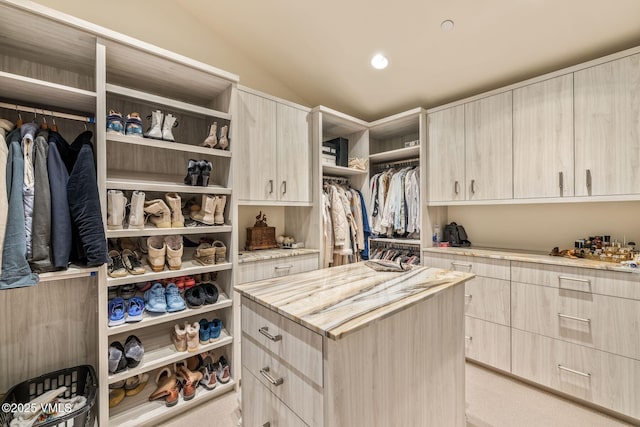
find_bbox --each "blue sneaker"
[125,112,143,137]
[108,297,126,327]
[126,296,145,323]
[199,319,210,344]
[144,282,167,313]
[165,283,186,312]
[106,110,125,135]
[209,318,222,341]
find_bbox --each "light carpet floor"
[155,363,635,426]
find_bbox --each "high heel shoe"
[202,122,217,148]
[198,160,212,187]
[184,159,200,186]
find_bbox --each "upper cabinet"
[513,74,574,199]
[464,91,513,201]
[574,54,640,197]
[427,105,465,202]
[236,89,311,204]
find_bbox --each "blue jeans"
[1,139,39,288]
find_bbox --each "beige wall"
[238,206,286,251]
[33,0,309,106]
[447,202,640,252]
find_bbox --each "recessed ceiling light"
[371,53,389,70]
[441,19,454,31]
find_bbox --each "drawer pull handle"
[471,179,476,195]
[558,364,590,378]
[274,264,293,270]
[454,180,460,195]
[451,261,472,270]
[557,313,591,323]
[465,336,473,341]
[260,367,284,386]
[558,275,591,286]
[464,294,473,299]
[282,180,287,194]
[259,326,282,342]
[269,179,274,194]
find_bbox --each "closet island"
[236,262,474,427]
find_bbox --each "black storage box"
[323,137,348,167]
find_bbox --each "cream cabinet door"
[236,90,277,201]
[575,53,640,196]
[513,74,574,198]
[465,91,513,201]
[427,105,465,202]
[277,103,311,203]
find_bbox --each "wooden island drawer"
[511,261,640,300]
[242,297,323,386]
[512,329,640,420]
[424,253,510,280]
[237,254,319,284]
[464,316,511,372]
[243,336,323,426]
[242,367,309,427]
[511,281,640,360]
[464,276,510,326]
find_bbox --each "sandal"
[109,388,125,408]
[126,296,145,323]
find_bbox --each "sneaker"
[125,112,143,137]
[165,283,186,312]
[126,296,145,323]
[108,250,127,278]
[198,319,210,344]
[144,282,167,313]
[108,341,127,374]
[122,249,145,275]
[209,318,222,341]
[216,355,230,384]
[108,297,126,327]
[106,110,125,135]
[119,283,136,300]
[124,335,144,368]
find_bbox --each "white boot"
[165,192,185,228]
[144,110,164,139]
[128,190,146,230]
[202,122,217,148]
[191,195,216,225]
[217,125,229,150]
[107,190,127,230]
[162,114,178,142]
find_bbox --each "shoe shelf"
[106,133,232,158]
[109,376,236,427]
[38,265,100,283]
[322,164,368,176]
[108,328,232,385]
[0,71,97,114]
[106,171,232,195]
[107,224,232,239]
[369,145,420,164]
[107,262,232,288]
[107,293,232,336]
[106,84,231,120]
[369,237,421,246]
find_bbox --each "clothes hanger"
[50,111,58,132]
[15,105,23,128]
[40,114,48,130]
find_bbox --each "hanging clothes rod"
[322,175,350,184]
[0,101,96,123]
[372,157,420,170]
[370,241,420,251]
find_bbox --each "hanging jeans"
[0,130,9,269]
[0,140,39,288]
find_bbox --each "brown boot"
[144,199,172,228]
[213,195,226,225]
[191,194,216,225]
[177,365,204,401]
[165,192,185,228]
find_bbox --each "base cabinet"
[465,316,510,372]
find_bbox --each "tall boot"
[191,195,216,225]
[165,193,185,228]
[162,114,178,142]
[216,125,229,150]
[202,122,217,148]
[144,110,164,139]
[143,199,172,228]
[107,190,127,230]
[128,190,146,230]
[213,195,226,225]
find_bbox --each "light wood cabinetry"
[236,88,311,204]
[465,91,513,201]
[427,105,465,202]
[237,254,319,284]
[465,316,511,372]
[465,276,510,326]
[512,329,640,420]
[575,53,640,197]
[513,74,574,198]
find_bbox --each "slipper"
[108,342,127,374]
[109,388,125,408]
[185,286,205,308]
[124,335,144,368]
[108,297,126,327]
[125,373,149,397]
[126,296,145,323]
[202,283,219,304]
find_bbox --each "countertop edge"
[422,247,640,274]
[237,248,320,264]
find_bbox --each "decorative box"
[245,211,277,250]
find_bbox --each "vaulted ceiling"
[175,0,640,121]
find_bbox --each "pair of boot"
[106,110,144,137]
[147,236,183,272]
[106,190,184,230]
[145,110,178,142]
[171,322,200,353]
[202,122,229,150]
[191,194,226,226]
[148,363,203,406]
